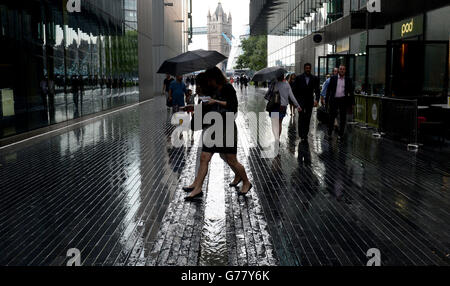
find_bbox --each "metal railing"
[353,94,418,147]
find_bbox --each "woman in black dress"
[184,67,253,201]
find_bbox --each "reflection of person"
[71,75,79,108]
[326,65,355,139]
[292,63,320,142]
[48,77,56,123]
[168,75,187,113]
[183,67,253,201]
[40,77,49,111]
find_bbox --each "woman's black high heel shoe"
[229,178,243,187]
[183,186,195,192]
[185,192,204,201]
[238,184,253,196]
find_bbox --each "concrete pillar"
[137,0,154,101]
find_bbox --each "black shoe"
[229,179,243,187]
[182,186,195,192]
[237,184,253,196]
[185,192,204,201]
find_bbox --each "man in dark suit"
[292,63,321,142]
[326,65,355,139]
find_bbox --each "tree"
[235,35,267,71]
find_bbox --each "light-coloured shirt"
[305,75,310,86]
[275,81,300,108]
[335,76,346,98]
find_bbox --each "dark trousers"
[328,97,348,136]
[298,106,313,139]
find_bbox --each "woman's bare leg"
[221,154,240,185]
[186,152,213,196]
[224,154,252,193]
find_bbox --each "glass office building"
[251,0,449,103]
[0,0,139,139]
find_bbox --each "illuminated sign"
[393,15,423,40]
[401,19,414,37]
[67,0,81,13]
[367,0,381,13]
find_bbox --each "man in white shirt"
[326,65,355,139]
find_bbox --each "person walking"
[183,67,253,201]
[163,74,174,108]
[270,74,303,141]
[288,73,297,116]
[168,75,187,113]
[321,67,338,108]
[292,63,320,143]
[326,65,355,140]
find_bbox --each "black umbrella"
[157,49,227,76]
[252,67,287,82]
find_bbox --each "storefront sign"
[393,15,423,40]
[367,0,381,13]
[67,0,81,13]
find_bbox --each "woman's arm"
[288,84,301,109]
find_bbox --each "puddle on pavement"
[199,155,228,266]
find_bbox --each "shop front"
[316,3,450,143]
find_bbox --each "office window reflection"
[0,0,140,139]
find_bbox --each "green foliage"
[235,35,267,71]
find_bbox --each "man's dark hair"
[304,63,312,69]
[205,67,228,86]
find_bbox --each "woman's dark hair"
[195,72,208,90]
[205,67,228,86]
[277,74,285,82]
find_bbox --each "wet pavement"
[0,86,449,266]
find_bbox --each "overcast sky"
[189,0,250,52]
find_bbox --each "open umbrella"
[252,67,287,82]
[157,49,227,76]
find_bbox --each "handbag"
[317,105,329,124]
[166,96,173,107]
[266,90,280,112]
[264,81,276,101]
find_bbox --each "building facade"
[0,0,189,141]
[207,2,232,72]
[250,0,449,102]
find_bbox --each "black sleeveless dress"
[202,84,238,155]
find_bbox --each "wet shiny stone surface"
[0,87,449,266]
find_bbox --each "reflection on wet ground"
[0,86,449,266]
